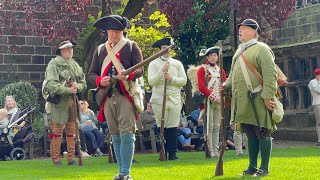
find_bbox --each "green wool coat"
[225,42,278,131]
[45,56,87,125]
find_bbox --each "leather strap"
[241,54,263,86]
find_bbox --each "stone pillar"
[297,86,304,110]
[287,87,293,110]
[284,60,290,81]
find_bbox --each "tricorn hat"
[55,40,77,55]
[237,19,261,34]
[199,46,220,57]
[152,37,173,48]
[93,15,130,30]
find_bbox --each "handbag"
[239,54,284,123]
[42,80,60,104]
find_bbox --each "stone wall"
[271,4,320,46]
[269,4,320,142]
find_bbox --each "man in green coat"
[223,19,278,177]
[45,40,87,166]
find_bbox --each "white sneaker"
[81,152,90,157]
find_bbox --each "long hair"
[5,96,17,111]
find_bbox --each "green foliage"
[173,0,229,66]
[74,15,97,66]
[126,11,172,91]
[113,0,129,15]
[0,81,38,109]
[0,81,43,136]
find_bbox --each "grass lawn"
[1,147,319,180]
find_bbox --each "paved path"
[273,140,316,148]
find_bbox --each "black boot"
[166,127,178,160]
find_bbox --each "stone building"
[268,2,320,141]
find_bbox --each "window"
[291,87,299,109]
[299,60,308,80]
[303,86,311,109]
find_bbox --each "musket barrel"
[122,45,173,76]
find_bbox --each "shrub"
[0,81,43,136]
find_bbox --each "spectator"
[0,108,8,133]
[308,68,320,146]
[5,96,26,134]
[190,108,204,135]
[178,115,195,151]
[226,125,236,150]
[79,100,105,157]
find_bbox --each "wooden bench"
[137,126,158,153]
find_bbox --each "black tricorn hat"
[152,37,173,48]
[199,46,220,57]
[237,19,261,34]
[93,15,130,30]
[55,40,77,55]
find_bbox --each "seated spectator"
[138,103,156,131]
[226,125,236,150]
[233,123,248,156]
[190,108,204,135]
[0,108,8,134]
[178,115,195,151]
[5,96,26,135]
[79,100,105,157]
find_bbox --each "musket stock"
[106,133,114,163]
[159,78,168,161]
[215,41,226,176]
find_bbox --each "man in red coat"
[88,15,143,180]
[197,46,226,158]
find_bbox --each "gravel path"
[273,140,316,148]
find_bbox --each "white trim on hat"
[59,42,74,49]
[199,46,220,57]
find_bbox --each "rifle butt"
[215,158,224,176]
[108,151,114,163]
[159,149,166,161]
[204,143,211,158]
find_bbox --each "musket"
[95,45,174,105]
[106,132,114,163]
[159,77,168,161]
[215,41,226,176]
[203,70,211,158]
[71,78,83,166]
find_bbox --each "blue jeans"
[178,128,191,145]
[84,129,105,150]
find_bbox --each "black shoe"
[53,161,62,166]
[168,153,178,160]
[252,169,269,177]
[242,167,258,175]
[67,160,77,165]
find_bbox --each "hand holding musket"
[95,45,174,106]
[215,41,226,176]
[70,77,83,166]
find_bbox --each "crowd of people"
[39,13,293,180]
